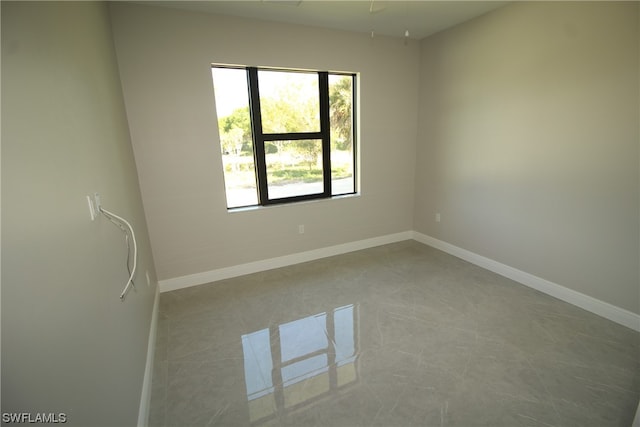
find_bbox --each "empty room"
[2,1,639,426]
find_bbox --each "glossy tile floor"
[150,241,640,426]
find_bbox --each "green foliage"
[270,168,322,183]
[331,165,351,178]
[219,106,250,134]
[267,165,352,185]
[264,142,278,154]
[218,73,353,162]
[290,139,321,170]
[329,76,353,151]
[218,107,252,155]
[224,162,255,173]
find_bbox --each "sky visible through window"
[211,68,247,117]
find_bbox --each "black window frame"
[214,65,358,208]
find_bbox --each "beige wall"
[109,3,420,281]
[108,1,638,316]
[414,1,640,314]
[2,1,636,422]
[2,2,157,425]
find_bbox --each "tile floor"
[149,241,640,426]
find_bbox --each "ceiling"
[145,1,508,40]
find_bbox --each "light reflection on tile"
[241,304,359,424]
[150,241,640,426]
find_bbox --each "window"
[241,304,358,423]
[211,65,357,209]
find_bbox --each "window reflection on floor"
[241,304,359,424]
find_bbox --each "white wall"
[414,1,640,315]
[2,2,157,425]
[109,3,420,281]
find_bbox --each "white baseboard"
[159,231,414,293]
[138,285,160,427]
[156,230,639,332]
[412,232,640,332]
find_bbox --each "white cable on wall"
[99,206,138,300]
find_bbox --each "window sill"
[226,193,360,213]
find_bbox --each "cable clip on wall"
[88,193,138,301]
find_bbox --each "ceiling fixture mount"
[369,0,386,14]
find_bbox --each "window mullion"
[248,67,269,204]
[262,132,322,141]
[319,72,331,197]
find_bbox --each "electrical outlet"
[298,225,305,234]
[435,213,441,223]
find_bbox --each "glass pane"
[241,329,274,400]
[266,140,324,199]
[281,354,328,387]
[258,70,320,134]
[329,74,355,195]
[211,67,259,208]
[333,305,355,365]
